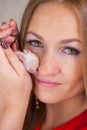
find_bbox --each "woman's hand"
[0,19,32,107]
[0,45,32,130]
[0,19,32,129]
[0,18,19,51]
[0,47,32,105]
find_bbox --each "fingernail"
[0,38,9,49]
[1,22,6,26]
[10,18,14,22]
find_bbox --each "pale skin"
[25,2,87,130]
[0,19,32,129]
[0,2,87,130]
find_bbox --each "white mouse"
[15,49,39,73]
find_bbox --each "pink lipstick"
[37,79,62,88]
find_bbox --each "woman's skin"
[25,3,87,130]
[0,2,87,130]
[0,19,32,129]
[0,18,19,50]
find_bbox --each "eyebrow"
[27,31,81,44]
[27,31,44,41]
[60,39,81,44]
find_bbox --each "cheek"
[63,59,84,85]
[24,44,44,59]
[34,59,84,104]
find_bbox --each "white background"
[0,0,29,28]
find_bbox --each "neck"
[42,92,87,130]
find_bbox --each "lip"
[37,78,62,88]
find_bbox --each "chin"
[34,90,60,104]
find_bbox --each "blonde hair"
[19,0,87,130]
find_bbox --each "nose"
[38,51,61,75]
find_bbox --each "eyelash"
[62,47,81,56]
[26,40,44,47]
[26,40,81,56]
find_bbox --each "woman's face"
[25,2,84,104]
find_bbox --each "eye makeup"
[26,39,44,48]
[62,46,81,56]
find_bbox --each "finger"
[9,18,19,36]
[0,43,23,76]
[0,45,8,65]
[10,41,18,51]
[0,28,12,39]
[0,23,9,31]
[5,36,16,44]
[4,47,26,76]
[5,36,19,51]
[1,22,7,26]
[0,45,16,74]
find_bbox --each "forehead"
[28,2,81,40]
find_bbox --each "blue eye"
[63,47,81,56]
[26,40,44,47]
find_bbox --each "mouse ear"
[23,49,31,54]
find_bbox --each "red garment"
[35,109,87,130]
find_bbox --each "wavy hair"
[19,0,87,130]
